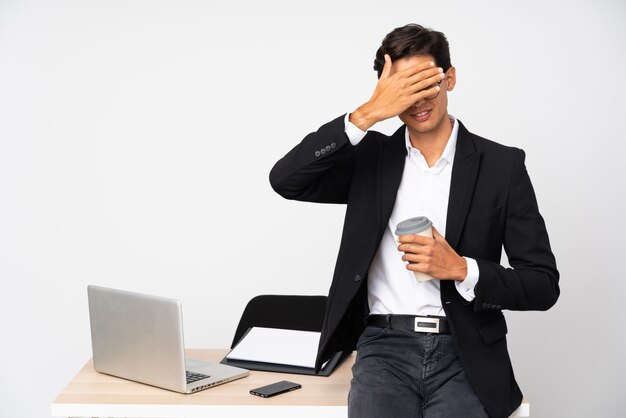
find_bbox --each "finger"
[406,74,446,97]
[408,84,441,103]
[398,243,432,255]
[380,54,392,79]
[406,67,445,87]
[402,253,429,263]
[431,227,451,248]
[407,262,430,273]
[397,60,437,78]
[398,234,434,245]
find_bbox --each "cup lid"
[395,216,432,236]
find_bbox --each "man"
[269,24,559,418]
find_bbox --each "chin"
[405,113,446,134]
[406,120,436,134]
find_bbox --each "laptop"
[87,285,249,393]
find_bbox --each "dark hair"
[374,24,452,77]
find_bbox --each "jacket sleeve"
[269,115,357,204]
[473,149,560,311]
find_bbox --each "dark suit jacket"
[269,115,559,418]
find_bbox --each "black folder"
[220,328,352,376]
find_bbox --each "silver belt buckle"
[414,317,440,333]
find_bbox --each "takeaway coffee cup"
[395,216,434,282]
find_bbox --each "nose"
[412,98,426,107]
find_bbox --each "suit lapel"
[445,121,481,250]
[378,125,407,237]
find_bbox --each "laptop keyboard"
[186,371,211,384]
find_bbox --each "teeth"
[415,111,429,117]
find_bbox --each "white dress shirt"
[344,114,478,316]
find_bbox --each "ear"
[445,66,457,91]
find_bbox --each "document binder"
[220,328,351,376]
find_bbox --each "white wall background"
[1,0,624,417]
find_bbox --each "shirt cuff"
[455,257,479,302]
[344,113,367,145]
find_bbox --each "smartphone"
[250,380,302,398]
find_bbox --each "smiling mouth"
[410,109,432,121]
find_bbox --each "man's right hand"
[349,54,445,131]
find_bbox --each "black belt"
[367,314,451,334]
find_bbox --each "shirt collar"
[404,115,459,166]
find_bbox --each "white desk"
[51,349,529,417]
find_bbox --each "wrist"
[454,256,468,281]
[349,104,378,131]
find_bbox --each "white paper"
[226,327,321,368]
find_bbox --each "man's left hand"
[398,227,467,281]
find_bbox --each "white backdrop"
[1,1,625,417]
